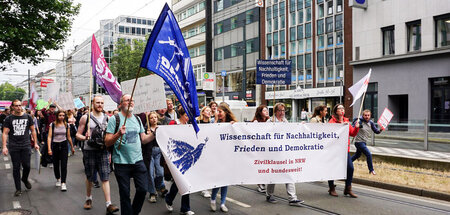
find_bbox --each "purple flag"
[91,34,122,104]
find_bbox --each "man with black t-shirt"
[2,100,39,196]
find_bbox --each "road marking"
[3,157,8,161]
[217,194,251,208]
[12,201,21,209]
[5,163,11,169]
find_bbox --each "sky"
[0,0,171,85]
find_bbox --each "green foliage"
[0,82,26,101]
[0,0,80,68]
[110,38,151,83]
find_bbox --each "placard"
[45,82,60,102]
[57,92,75,110]
[73,98,85,109]
[378,108,394,129]
[256,60,291,85]
[103,95,118,111]
[121,75,167,113]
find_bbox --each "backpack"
[86,113,108,150]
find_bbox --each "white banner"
[45,82,60,102]
[57,92,75,110]
[156,123,349,195]
[103,95,118,112]
[121,75,167,113]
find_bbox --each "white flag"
[348,69,371,107]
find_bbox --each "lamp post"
[28,69,31,109]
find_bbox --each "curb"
[376,135,450,144]
[353,178,450,202]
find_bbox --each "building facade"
[262,0,352,121]
[212,0,261,106]
[351,0,450,130]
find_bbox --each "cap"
[49,104,56,108]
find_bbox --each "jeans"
[329,153,354,188]
[266,183,298,201]
[10,148,31,191]
[52,141,68,183]
[165,181,190,213]
[114,161,148,215]
[148,147,165,194]
[211,186,228,205]
[351,142,374,172]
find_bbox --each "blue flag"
[140,3,200,133]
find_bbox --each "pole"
[28,69,30,108]
[242,24,247,101]
[87,67,93,136]
[118,67,142,150]
[273,84,276,122]
[222,75,225,102]
[351,88,368,145]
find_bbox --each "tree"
[0,0,80,69]
[0,82,26,101]
[110,38,151,83]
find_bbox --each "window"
[215,48,223,61]
[318,67,325,81]
[290,42,297,54]
[290,27,296,41]
[326,50,333,66]
[199,45,205,56]
[136,28,141,35]
[217,0,223,11]
[216,23,223,34]
[306,7,311,21]
[231,44,238,57]
[274,45,279,57]
[382,26,395,55]
[306,38,312,51]
[273,4,278,17]
[132,27,136,34]
[274,32,279,44]
[305,53,311,69]
[436,14,450,48]
[281,44,286,57]
[246,10,254,24]
[335,48,343,65]
[306,69,312,80]
[126,17,131,23]
[305,0,311,7]
[290,0,296,12]
[279,2,285,16]
[137,19,141,24]
[143,19,147,25]
[119,26,124,33]
[336,0,342,12]
[298,10,304,23]
[267,33,272,46]
[335,14,342,30]
[281,14,285,29]
[298,39,304,53]
[305,23,311,38]
[132,18,136,23]
[268,19,272,32]
[290,12,296,26]
[125,27,130,34]
[317,51,324,67]
[297,0,303,10]
[231,17,238,29]
[297,55,304,69]
[280,30,285,43]
[327,67,334,81]
[336,31,343,45]
[267,7,272,20]
[318,35,325,48]
[407,21,421,51]
[247,39,255,53]
[318,4,324,18]
[317,19,324,35]
[200,24,206,33]
[327,0,333,15]
[326,17,333,33]
[274,18,279,30]
[297,25,303,39]
[327,33,333,47]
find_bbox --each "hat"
[49,104,56,108]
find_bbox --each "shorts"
[83,149,110,182]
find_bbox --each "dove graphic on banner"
[167,137,208,174]
[348,69,372,107]
[140,3,200,133]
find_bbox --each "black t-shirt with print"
[4,114,33,150]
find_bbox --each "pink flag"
[348,69,371,107]
[91,34,122,104]
[29,82,38,110]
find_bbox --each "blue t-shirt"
[106,113,145,164]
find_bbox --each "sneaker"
[159,188,168,197]
[106,204,119,214]
[370,170,377,175]
[220,205,228,212]
[83,199,92,210]
[14,190,22,197]
[266,196,278,204]
[289,199,305,207]
[201,190,211,198]
[257,184,266,193]
[93,181,100,188]
[165,203,173,212]
[22,179,32,189]
[180,211,195,215]
[210,201,216,212]
[56,180,61,187]
[61,183,67,192]
[149,194,157,203]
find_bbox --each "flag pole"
[118,67,142,150]
[273,84,276,122]
[87,67,93,136]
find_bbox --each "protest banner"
[35,100,48,110]
[156,123,349,195]
[103,95,118,111]
[256,60,292,85]
[378,108,394,129]
[57,92,75,110]
[45,82,60,101]
[73,98,85,109]
[121,75,166,113]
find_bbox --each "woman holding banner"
[327,104,360,198]
[310,105,328,123]
[252,105,270,193]
[197,106,213,198]
[209,103,237,212]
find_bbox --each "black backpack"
[86,113,108,150]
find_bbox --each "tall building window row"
[182,23,206,39]
[214,38,260,61]
[214,7,259,35]
[118,26,152,36]
[177,1,206,21]
[215,0,243,13]
[125,17,154,26]
[189,44,206,58]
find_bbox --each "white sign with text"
[45,82,60,102]
[121,75,166,113]
[378,108,394,129]
[57,92,75,110]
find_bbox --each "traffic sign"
[221,70,227,77]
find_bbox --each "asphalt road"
[0,151,449,215]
